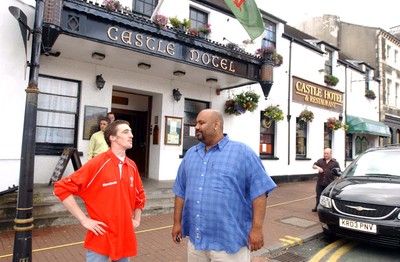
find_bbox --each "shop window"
[260,111,276,158]
[324,123,332,149]
[36,75,80,155]
[182,99,209,156]
[345,133,353,160]
[189,7,208,30]
[295,118,307,158]
[355,136,369,155]
[132,0,158,17]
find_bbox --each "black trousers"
[315,184,327,208]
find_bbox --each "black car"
[317,145,400,248]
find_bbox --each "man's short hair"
[104,120,130,146]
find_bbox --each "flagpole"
[150,0,165,21]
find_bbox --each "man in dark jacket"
[312,147,340,212]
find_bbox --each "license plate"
[339,218,377,234]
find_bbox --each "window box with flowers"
[153,14,169,29]
[169,17,182,29]
[326,117,343,130]
[103,0,122,12]
[299,109,314,125]
[198,23,211,38]
[324,74,339,86]
[262,104,284,128]
[365,89,376,100]
[255,46,283,67]
[224,91,260,116]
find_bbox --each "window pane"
[36,127,75,143]
[37,111,76,128]
[189,7,208,30]
[296,118,307,156]
[38,94,77,113]
[36,76,79,155]
[260,111,275,156]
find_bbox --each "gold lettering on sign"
[107,26,118,41]
[166,43,175,55]
[146,37,156,51]
[106,26,236,73]
[121,30,132,45]
[202,53,211,65]
[294,79,343,109]
[135,34,143,46]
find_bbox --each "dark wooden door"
[112,109,149,177]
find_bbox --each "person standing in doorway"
[171,109,276,262]
[54,120,146,261]
[87,118,109,160]
[107,112,116,123]
[312,147,340,212]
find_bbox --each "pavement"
[0,180,322,261]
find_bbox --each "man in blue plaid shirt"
[172,109,277,261]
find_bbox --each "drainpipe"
[287,38,293,165]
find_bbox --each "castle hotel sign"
[292,76,343,113]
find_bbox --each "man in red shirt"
[54,120,146,261]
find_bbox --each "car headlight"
[320,195,332,209]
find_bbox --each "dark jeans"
[315,184,327,208]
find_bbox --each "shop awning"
[346,115,391,137]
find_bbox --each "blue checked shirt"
[173,135,277,254]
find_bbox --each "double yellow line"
[309,238,358,262]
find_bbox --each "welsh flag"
[224,0,265,40]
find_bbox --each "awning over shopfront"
[346,115,391,137]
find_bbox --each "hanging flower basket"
[255,46,283,67]
[299,109,314,124]
[326,117,343,130]
[224,91,260,115]
[365,89,376,100]
[324,74,339,86]
[262,104,284,128]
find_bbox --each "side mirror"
[332,167,342,177]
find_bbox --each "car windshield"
[344,150,400,178]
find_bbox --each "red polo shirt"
[54,149,146,260]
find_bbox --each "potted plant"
[153,14,169,29]
[182,18,191,30]
[198,23,211,38]
[187,28,199,36]
[103,0,122,12]
[262,104,284,127]
[299,109,314,125]
[169,17,182,29]
[326,117,343,130]
[255,46,283,67]
[365,89,376,100]
[324,74,339,86]
[224,91,260,115]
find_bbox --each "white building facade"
[0,0,387,192]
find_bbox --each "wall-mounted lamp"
[173,88,182,102]
[92,52,106,60]
[339,113,343,121]
[206,78,218,84]
[96,74,106,90]
[138,62,151,70]
[173,70,186,77]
